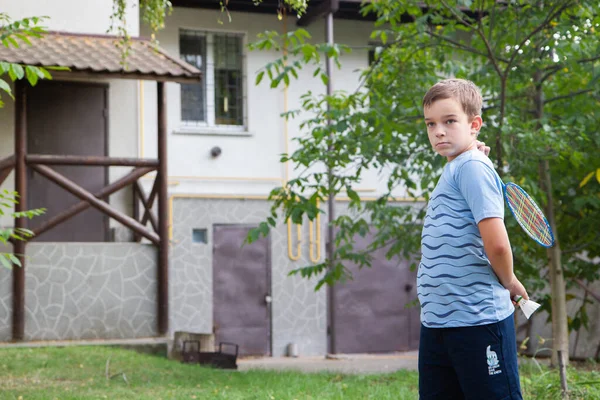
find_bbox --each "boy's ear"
[471,115,483,136]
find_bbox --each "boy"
[418,78,528,399]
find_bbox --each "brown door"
[213,224,271,356]
[26,81,108,242]
[332,230,420,353]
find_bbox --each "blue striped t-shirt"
[417,149,514,328]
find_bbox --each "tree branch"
[563,234,599,254]
[439,0,475,27]
[427,32,509,63]
[545,88,597,104]
[474,0,503,78]
[541,55,600,83]
[573,279,600,303]
[437,0,504,77]
[505,1,575,74]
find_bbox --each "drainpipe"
[326,0,339,356]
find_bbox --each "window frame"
[177,28,249,136]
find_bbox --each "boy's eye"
[446,119,457,124]
[426,122,435,127]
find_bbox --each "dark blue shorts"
[419,314,523,400]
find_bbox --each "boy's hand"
[476,140,490,156]
[505,275,529,306]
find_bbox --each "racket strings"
[505,184,554,247]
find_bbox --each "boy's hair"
[422,79,483,118]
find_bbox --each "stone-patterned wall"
[517,280,600,360]
[0,245,11,341]
[21,243,157,341]
[171,198,327,357]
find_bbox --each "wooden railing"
[7,80,170,340]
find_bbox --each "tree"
[0,191,44,269]
[108,0,310,61]
[0,15,48,265]
[247,1,599,394]
[2,1,307,97]
[0,13,56,107]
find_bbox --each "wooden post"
[132,182,141,242]
[157,82,169,335]
[13,80,26,341]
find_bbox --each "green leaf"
[8,253,21,267]
[320,74,329,86]
[15,33,31,46]
[246,227,261,244]
[7,66,16,81]
[10,64,24,80]
[7,36,19,48]
[347,188,360,203]
[0,254,12,269]
[39,68,52,80]
[25,66,39,86]
[255,71,265,85]
[0,79,13,99]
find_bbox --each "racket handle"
[512,295,523,304]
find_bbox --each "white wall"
[2,0,139,36]
[140,8,410,198]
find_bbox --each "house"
[0,0,420,357]
[2,0,600,363]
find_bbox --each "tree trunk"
[539,160,569,368]
[534,73,569,373]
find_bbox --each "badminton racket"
[502,181,555,248]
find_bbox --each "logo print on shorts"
[486,345,502,375]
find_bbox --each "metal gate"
[332,231,420,353]
[212,224,271,356]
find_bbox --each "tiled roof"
[0,31,201,83]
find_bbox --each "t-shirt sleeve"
[456,160,505,224]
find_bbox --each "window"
[192,228,208,244]
[179,29,246,131]
[368,48,376,66]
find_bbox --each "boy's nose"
[435,130,446,137]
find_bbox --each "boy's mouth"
[436,142,450,147]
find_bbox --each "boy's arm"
[478,217,528,302]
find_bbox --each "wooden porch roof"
[0,31,202,83]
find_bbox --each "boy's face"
[424,97,482,162]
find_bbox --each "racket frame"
[502,182,555,248]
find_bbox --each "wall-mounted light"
[210,146,222,158]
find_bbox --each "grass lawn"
[0,346,598,399]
